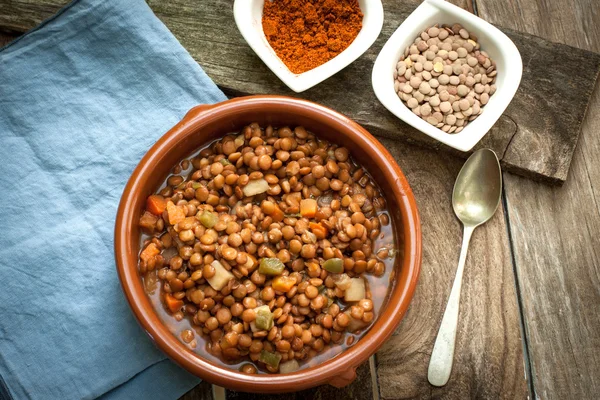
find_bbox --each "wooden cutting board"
[2,0,599,184]
[491,28,600,183]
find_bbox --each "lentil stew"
[137,123,399,374]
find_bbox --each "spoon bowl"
[452,149,502,227]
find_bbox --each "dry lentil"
[395,23,497,132]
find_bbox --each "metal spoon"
[427,148,502,387]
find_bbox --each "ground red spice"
[262,0,364,74]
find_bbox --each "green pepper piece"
[258,258,285,275]
[198,210,218,228]
[219,158,231,166]
[259,350,282,370]
[254,305,274,330]
[323,258,344,273]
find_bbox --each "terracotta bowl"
[114,95,422,393]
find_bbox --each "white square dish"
[234,0,384,93]
[372,0,522,152]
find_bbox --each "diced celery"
[254,305,274,330]
[259,350,282,370]
[258,258,285,275]
[206,260,234,291]
[344,278,366,302]
[219,158,231,166]
[198,210,218,228]
[279,359,300,374]
[192,182,203,189]
[322,258,343,273]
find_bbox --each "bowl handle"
[180,104,218,123]
[328,366,357,388]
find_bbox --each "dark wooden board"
[501,28,600,182]
[1,0,599,184]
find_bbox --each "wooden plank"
[1,0,599,184]
[374,138,528,399]
[225,362,376,400]
[180,381,213,400]
[475,0,600,398]
[0,1,64,32]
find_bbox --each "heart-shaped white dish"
[234,0,384,93]
[372,0,522,152]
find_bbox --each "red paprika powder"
[262,0,364,74]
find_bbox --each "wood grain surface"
[1,0,599,183]
[0,31,17,46]
[180,381,214,400]
[374,138,528,399]
[475,0,600,398]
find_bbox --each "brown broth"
[139,137,399,374]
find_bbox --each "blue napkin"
[0,0,227,399]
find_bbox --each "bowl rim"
[372,0,523,152]
[233,0,384,93]
[114,95,422,392]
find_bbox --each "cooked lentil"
[138,123,397,374]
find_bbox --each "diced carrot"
[261,200,285,222]
[164,293,184,313]
[146,195,167,216]
[139,211,158,233]
[300,198,317,218]
[269,205,285,222]
[166,201,186,225]
[272,276,297,292]
[309,222,328,240]
[140,243,160,263]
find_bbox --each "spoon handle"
[428,225,474,387]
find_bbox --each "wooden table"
[1,0,599,399]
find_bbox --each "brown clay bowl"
[114,95,421,393]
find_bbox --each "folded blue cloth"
[0,0,226,399]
